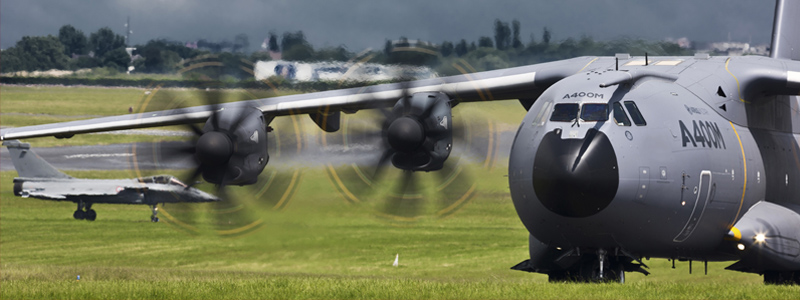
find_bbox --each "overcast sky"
[1,1,777,52]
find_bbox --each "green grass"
[2,169,799,299]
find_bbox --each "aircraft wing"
[0,57,598,140]
[22,191,67,200]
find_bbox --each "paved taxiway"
[0,130,515,171]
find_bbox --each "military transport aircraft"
[3,140,220,222]
[2,0,800,285]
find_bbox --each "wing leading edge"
[0,57,597,141]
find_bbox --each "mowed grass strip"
[3,270,798,300]
[1,169,799,299]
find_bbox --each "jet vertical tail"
[3,140,72,179]
[770,0,800,61]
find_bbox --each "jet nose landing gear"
[150,204,159,222]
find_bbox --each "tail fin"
[3,140,71,179]
[770,0,800,60]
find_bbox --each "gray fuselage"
[14,176,219,205]
[509,55,800,261]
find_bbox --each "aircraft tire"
[86,209,97,221]
[764,271,800,285]
[73,210,85,220]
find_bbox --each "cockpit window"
[580,104,608,122]
[532,100,553,127]
[550,103,579,122]
[613,102,631,126]
[624,101,647,126]
[138,175,188,188]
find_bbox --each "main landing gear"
[764,271,800,285]
[547,248,648,283]
[150,204,159,222]
[73,201,97,221]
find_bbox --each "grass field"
[2,86,800,299]
[2,170,798,299]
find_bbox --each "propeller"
[322,82,496,222]
[130,79,304,237]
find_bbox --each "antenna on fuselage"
[645,53,649,66]
[615,57,618,71]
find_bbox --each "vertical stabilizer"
[770,0,800,60]
[3,140,71,179]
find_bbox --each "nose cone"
[387,116,425,153]
[532,128,619,218]
[196,131,233,166]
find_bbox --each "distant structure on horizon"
[668,36,769,56]
[253,60,437,82]
[705,41,770,56]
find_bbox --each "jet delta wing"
[4,140,219,222]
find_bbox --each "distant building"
[706,42,769,56]
[254,60,436,82]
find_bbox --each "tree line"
[2,25,131,73]
[1,20,693,78]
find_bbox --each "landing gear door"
[673,170,712,242]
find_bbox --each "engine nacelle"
[387,92,453,171]
[197,106,268,185]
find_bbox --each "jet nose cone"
[532,128,619,218]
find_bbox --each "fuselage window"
[550,103,579,122]
[613,102,631,126]
[580,103,608,122]
[624,101,647,126]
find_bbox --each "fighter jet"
[1,0,800,284]
[3,140,220,222]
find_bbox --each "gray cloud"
[1,0,776,51]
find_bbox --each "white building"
[254,60,436,82]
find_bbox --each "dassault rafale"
[3,140,220,222]
[2,0,799,284]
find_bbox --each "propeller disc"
[126,58,304,237]
[323,106,497,223]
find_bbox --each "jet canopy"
[137,175,188,188]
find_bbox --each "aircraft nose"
[532,128,619,218]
